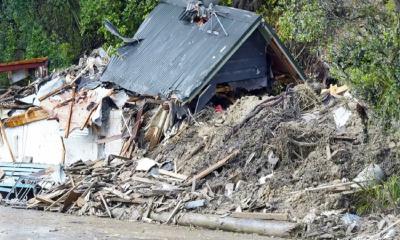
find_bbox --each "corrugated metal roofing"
[101,2,261,101]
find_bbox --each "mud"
[0,206,277,240]
[147,85,399,238]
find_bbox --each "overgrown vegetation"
[0,0,399,124]
[355,176,400,214]
[329,1,400,126]
[253,0,400,125]
[0,0,157,69]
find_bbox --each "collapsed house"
[0,2,398,238]
[0,0,306,221]
[102,0,304,112]
[0,0,303,167]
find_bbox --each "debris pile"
[0,1,398,236]
[0,49,193,167]
[19,82,399,238]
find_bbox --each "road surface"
[0,206,281,240]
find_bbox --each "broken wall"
[0,120,63,164]
[100,109,124,158]
[63,128,100,166]
[0,108,125,166]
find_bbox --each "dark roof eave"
[259,21,306,82]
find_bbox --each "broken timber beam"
[99,191,112,218]
[187,150,239,184]
[64,85,76,138]
[3,107,49,128]
[38,84,70,102]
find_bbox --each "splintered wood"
[29,150,241,222]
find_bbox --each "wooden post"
[64,85,76,138]
[0,121,15,162]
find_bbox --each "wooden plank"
[158,169,188,181]
[61,136,66,165]
[80,91,112,130]
[165,200,183,224]
[38,65,89,102]
[99,191,112,218]
[45,179,84,211]
[188,150,239,184]
[38,84,69,101]
[3,108,49,128]
[80,102,100,130]
[35,196,55,205]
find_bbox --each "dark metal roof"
[101,2,262,101]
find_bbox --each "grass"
[355,176,400,215]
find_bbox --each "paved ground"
[0,206,281,240]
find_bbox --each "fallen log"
[230,212,289,221]
[149,212,298,237]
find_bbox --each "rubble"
[0,70,396,238]
[0,3,398,237]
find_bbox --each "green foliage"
[79,0,158,50]
[0,0,80,73]
[329,2,400,125]
[0,74,9,88]
[355,176,400,215]
[275,0,328,44]
[253,0,400,126]
[0,0,158,81]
